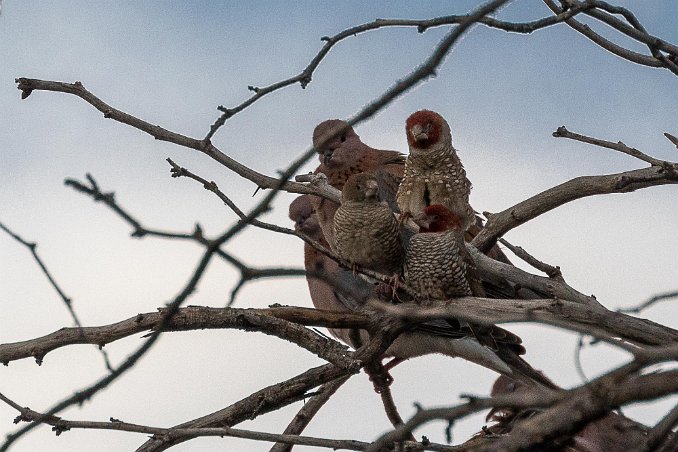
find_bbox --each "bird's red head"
[405,110,444,149]
[417,204,462,232]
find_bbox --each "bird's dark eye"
[340,134,346,142]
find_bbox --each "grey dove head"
[405,109,452,152]
[288,195,321,237]
[312,119,360,166]
[341,172,379,203]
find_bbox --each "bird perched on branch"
[484,375,648,451]
[311,116,512,268]
[397,109,475,231]
[311,119,404,245]
[313,119,404,198]
[404,204,555,387]
[405,204,484,303]
[332,172,404,278]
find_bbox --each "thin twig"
[542,0,674,72]
[0,392,370,451]
[618,290,678,314]
[269,375,351,452]
[562,0,678,74]
[553,126,668,167]
[573,335,590,384]
[665,132,678,149]
[204,1,597,140]
[0,221,113,371]
[498,238,563,280]
[65,173,306,306]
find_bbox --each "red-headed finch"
[397,109,475,231]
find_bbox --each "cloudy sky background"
[1,1,677,450]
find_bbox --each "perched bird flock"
[289,110,554,389]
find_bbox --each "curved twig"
[0,222,113,371]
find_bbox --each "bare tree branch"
[8,2,678,450]
[471,128,678,252]
[0,391,370,451]
[647,402,678,452]
[376,297,678,351]
[619,290,678,315]
[497,238,563,280]
[0,306,370,366]
[553,125,670,167]
[0,221,113,371]
[204,0,600,140]
[136,320,405,452]
[269,376,351,452]
[543,0,678,74]
[64,173,306,306]
[370,364,678,452]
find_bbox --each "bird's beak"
[322,149,334,164]
[365,179,379,199]
[410,124,428,143]
[412,212,431,229]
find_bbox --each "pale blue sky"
[1,1,677,451]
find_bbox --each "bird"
[396,109,476,232]
[405,204,484,304]
[403,204,555,388]
[310,119,405,246]
[484,375,649,451]
[312,119,405,199]
[310,117,511,265]
[332,172,404,277]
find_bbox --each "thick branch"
[14,78,324,199]
[136,319,403,452]
[0,306,369,366]
[472,164,678,252]
[371,365,678,451]
[377,296,678,350]
[483,369,678,452]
